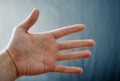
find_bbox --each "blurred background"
[0,0,120,81]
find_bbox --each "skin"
[0,8,95,81]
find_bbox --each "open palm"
[7,8,95,77]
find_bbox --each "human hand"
[7,8,95,77]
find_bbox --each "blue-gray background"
[0,0,120,81]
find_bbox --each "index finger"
[49,24,86,39]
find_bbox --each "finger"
[58,39,95,50]
[19,8,39,32]
[50,24,85,39]
[57,50,91,61]
[54,65,83,74]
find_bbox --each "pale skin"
[0,8,95,81]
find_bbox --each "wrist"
[0,50,18,81]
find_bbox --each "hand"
[7,8,95,77]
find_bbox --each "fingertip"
[80,24,86,29]
[30,8,39,18]
[33,8,39,11]
[33,8,40,16]
[87,39,96,47]
[72,67,83,74]
[85,50,92,57]
[77,68,83,74]
[34,8,39,13]
[89,39,96,47]
[80,68,83,74]
[76,24,86,30]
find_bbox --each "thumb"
[19,8,39,32]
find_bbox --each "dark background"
[0,0,120,81]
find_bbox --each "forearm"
[0,51,17,81]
